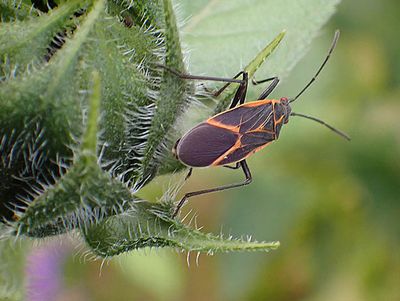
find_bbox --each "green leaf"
[111,0,165,29]
[213,30,286,114]
[0,0,38,22]
[83,202,279,257]
[0,0,339,260]
[14,70,135,237]
[138,0,195,184]
[180,0,341,80]
[0,0,84,78]
[82,71,101,154]
[15,69,104,236]
[15,156,135,237]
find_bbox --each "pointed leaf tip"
[82,71,101,155]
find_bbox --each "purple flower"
[25,241,69,301]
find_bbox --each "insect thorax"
[272,98,291,138]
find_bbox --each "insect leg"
[252,77,277,85]
[155,64,245,85]
[212,71,245,97]
[172,160,252,217]
[205,71,248,108]
[256,77,280,100]
[223,162,240,169]
[156,64,250,104]
[229,72,249,108]
[156,64,250,109]
[184,168,193,180]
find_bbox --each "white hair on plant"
[0,121,73,224]
[95,6,169,189]
[98,0,205,194]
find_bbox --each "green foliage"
[0,0,84,78]
[0,0,36,22]
[0,0,347,298]
[180,0,341,80]
[83,201,279,257]
[0,0,292,261]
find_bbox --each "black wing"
[209,101,274,133]
[176,123,238,167]
[215,131,275,166]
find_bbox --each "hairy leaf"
[180,0,340,80]
[0,0,339,261]
[83,202,280,256]
[0,0,84,79]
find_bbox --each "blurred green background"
[26,0,400,300]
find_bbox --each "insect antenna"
[289,30,340,104]
[290,112,351,141]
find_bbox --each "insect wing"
[209,100,274,133]
[176,122,239,167]
[214,130,274,166]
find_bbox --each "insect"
[164,30,349,217]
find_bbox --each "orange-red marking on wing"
[205,98,285,165]
[207,118,241,133]
[211,138,242,166]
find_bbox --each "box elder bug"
[162,30,350,217]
